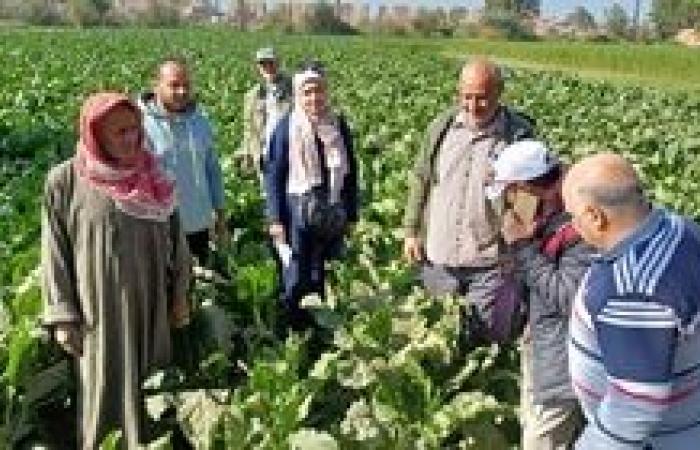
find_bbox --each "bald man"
[565,153,700,449]
[402,57,535,344]
[137,59,226,264]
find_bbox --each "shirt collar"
[598,206,665,262]
[155,98,195,121]
[454,107,506,138]
[453,110,468,127]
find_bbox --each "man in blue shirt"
[564,153,700,449]
[138,59,226,264]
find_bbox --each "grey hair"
[460,58,505,94]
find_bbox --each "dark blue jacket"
[263,113,358,228]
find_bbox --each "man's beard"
[165,97,190,113]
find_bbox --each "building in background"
[105,0,541,28]
[113,0,150,15]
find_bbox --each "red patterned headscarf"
[74,92,175,222]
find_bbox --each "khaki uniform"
[240,74,293,173]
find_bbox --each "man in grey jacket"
[402,58,535,343]
[488,140,594,450]
[240,47,293,176]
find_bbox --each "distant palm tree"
[633,0,641,39]
[237,0,245,29]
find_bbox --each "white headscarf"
[287,68,348,204]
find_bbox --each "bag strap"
[428,110,458,183]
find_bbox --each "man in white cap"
[241,46,293,175]
[488,140,593,450]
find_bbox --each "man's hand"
[345,222,357,236]
[269,223,286,245]
[234,150,259,175]
[54,323,83,357]
[403,236,425,264]
[214,210,229,243]
[171,296,190,329]
[501,210,536,245]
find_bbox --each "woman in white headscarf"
[263,61,358,331]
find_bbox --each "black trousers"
[185,229,210,265]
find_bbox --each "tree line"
[0,0,697,42]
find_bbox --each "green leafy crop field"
[446,38,700,91]
[1,29,699,449]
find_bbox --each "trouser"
[186,229,210,265]
[277,229,325,331]
[521,338,583,450]
[419,263,523,344]
[275,199,343,332]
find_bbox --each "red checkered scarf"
[74,92,175,222]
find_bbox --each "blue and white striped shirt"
[569,208,700,449]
